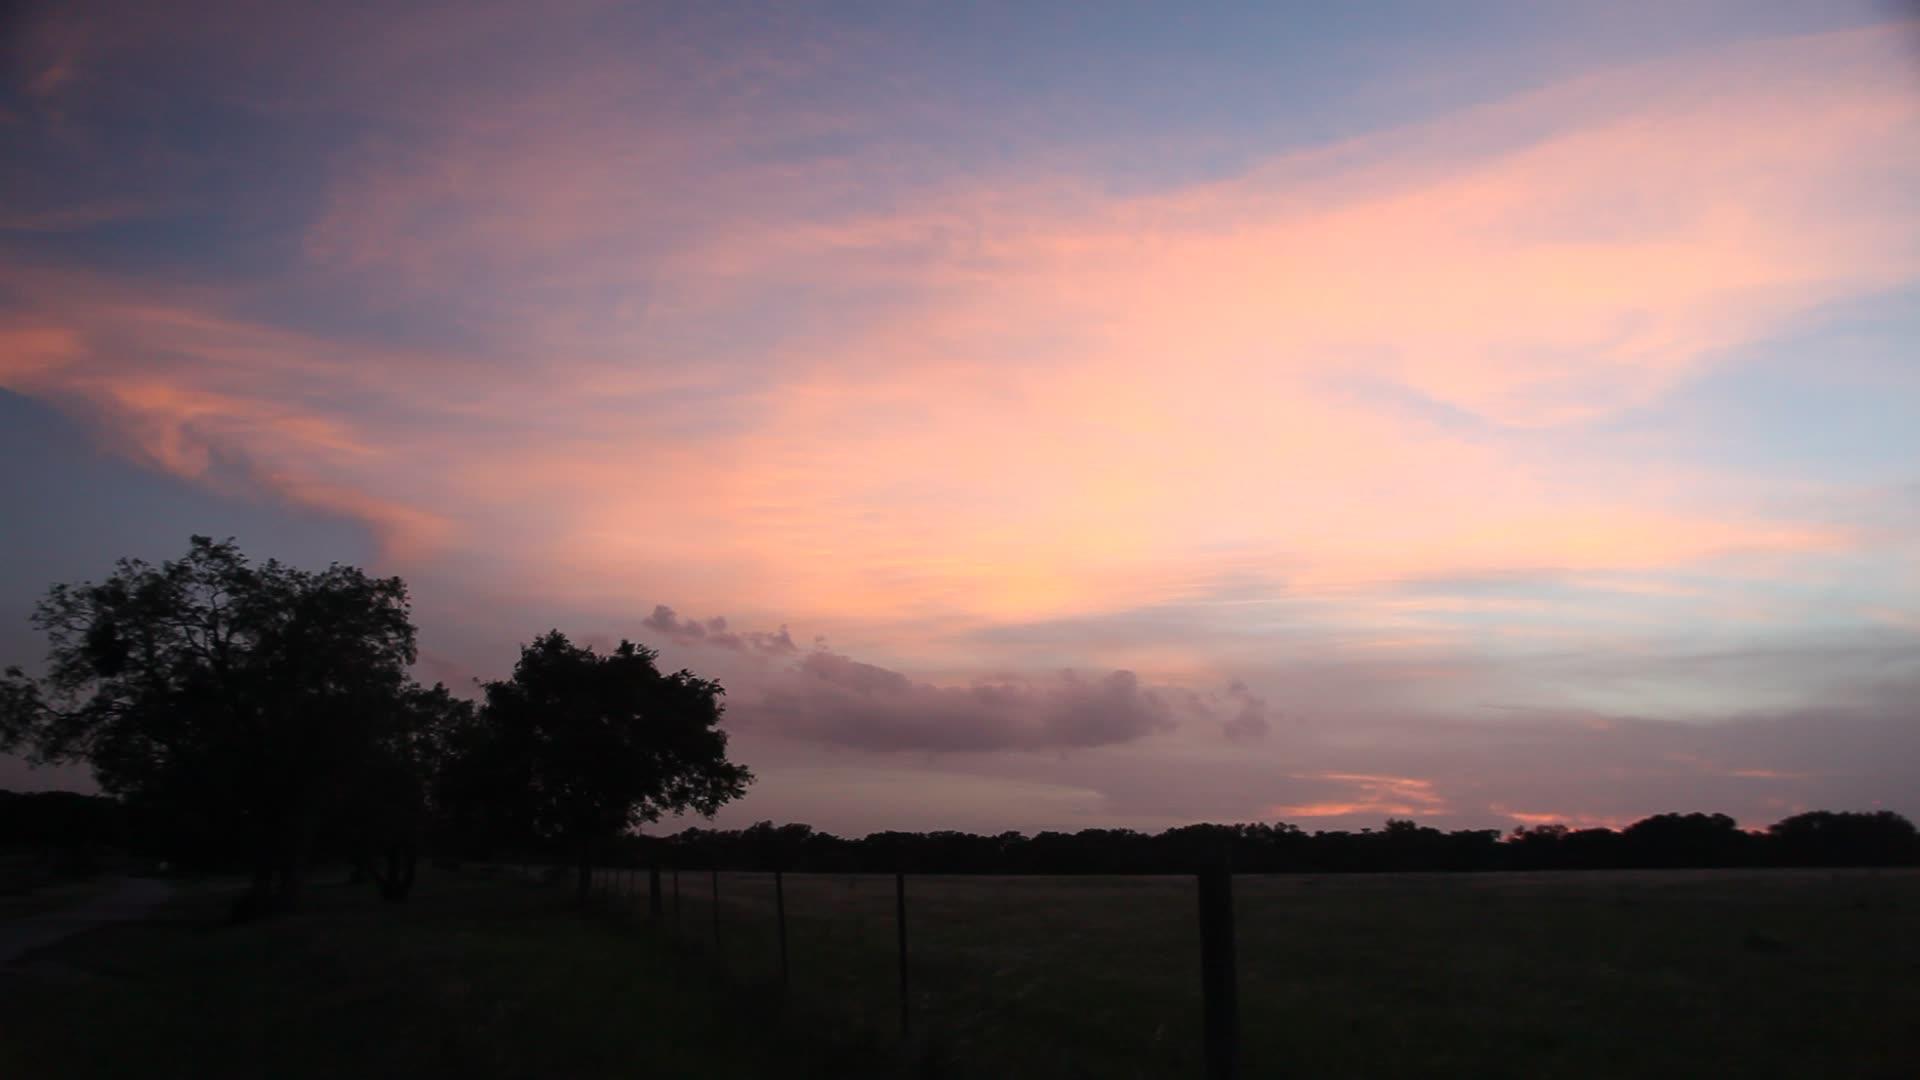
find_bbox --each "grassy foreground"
[636,866,1920,1078]
[0,872,112,922]
[4,866,1917,1078]
[0,869,895,1080]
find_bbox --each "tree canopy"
[439,630,752,903]
[0,536,440,912]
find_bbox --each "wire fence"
[492,861,1239,1077]
[484,861,1920,1079]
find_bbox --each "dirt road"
[0,877,173,967]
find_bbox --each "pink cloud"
[1271,773,1450,819]
[747,651,1181,753]
[1495,807,1631,830]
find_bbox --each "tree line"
[607,810,1919,875]
[9,790,1914,880]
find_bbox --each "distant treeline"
[0,790,136,872]
[0,789,391,871]
[7,790,1916,875]
[615,811,1920,875]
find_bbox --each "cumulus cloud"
[642,604,709,639]
[745,649,1180,752]
[642,604,797,654]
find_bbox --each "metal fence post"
[775,868,790,990]
[896,871,911,1037]
[1197,867,1240,1080]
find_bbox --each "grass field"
[0,872,112,921]
[0,870,895,1080]
[622,866,1920,1078]
[3,866,1915,1078]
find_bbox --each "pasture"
[638,866,1920,1078]
[2,866,1914,1077]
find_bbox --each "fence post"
[1197,867,1240,1080]
[775,868,790,991]
[710,867,722,952]
[896,871,911,1037]
[672,867,682,935]
[649,865,663,921]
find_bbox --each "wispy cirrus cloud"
[7,24,1909,619]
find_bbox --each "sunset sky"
[4,1,1918,835]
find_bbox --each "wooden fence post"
[896,871,911,1037]
[1197,867,1240,1080]
[775,868,790,990]
[672,867,682,935]
[649,865,663,921]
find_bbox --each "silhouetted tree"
[340,682,474,901]
[1768,810,1919,867]
[0,537,423,914]
[0,790,128,873]
[444,631,751,905]
[1621,812,1751,868]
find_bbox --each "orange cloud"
[1271,773,1449,819]
[0,278,455,562]
[1728,769,1805,781]
[0,323,81,380]
[1496,807,1631,830]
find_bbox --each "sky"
[3,1,1918,836]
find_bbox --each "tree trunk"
[266,811,314,913]
[359,841,418,902]
[231,862,278,923]
[276,846,307,912]
[379,845,416,902]
[575,833,593,908]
